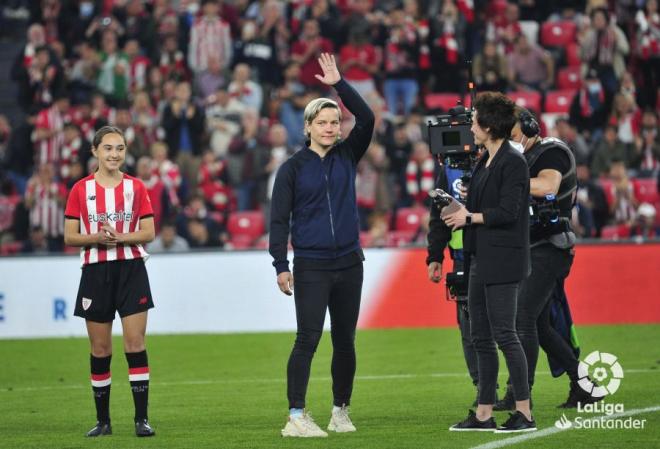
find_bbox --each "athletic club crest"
[82,297,92,310]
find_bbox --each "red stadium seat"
[540,21,577,48]
[425,93,461,111]
[395,207,427,232]
[557,66,582,90]
[601,224,631,240]
[227,210,265,240]
[565,42,581,67]
[633,178,659,204]
[508,91,542,113]
[544,89,576,113]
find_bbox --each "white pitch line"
[469,405,660,449]
[0,369,657,393]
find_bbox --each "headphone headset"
[519,110,540,138]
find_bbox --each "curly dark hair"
[473,92,516,141]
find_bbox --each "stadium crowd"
[1,0,660,255]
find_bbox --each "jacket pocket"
[292,207,331,249]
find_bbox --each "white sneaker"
[328,406,357,432]
[281,412,328,438]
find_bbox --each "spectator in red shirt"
[150,141,181,210]
[489,1,522,54]
[25,163,67,251]
[404,141,436,207]
[136,156,165,232]
[33,94,70,166]
[187,0,233,75]
[291,18,334,90]
[339,28,380,98]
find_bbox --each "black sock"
[90,354,112,423]
[126,351,149,421]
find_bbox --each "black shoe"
[86,421,112,437]
[558,379,604,408]
[449,410,497,432]
[495,411,537,433]
[135,419,155,437]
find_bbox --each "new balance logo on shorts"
[82,297,92,310]
[139,297,148,305]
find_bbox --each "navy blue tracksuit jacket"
[269,79,375,274]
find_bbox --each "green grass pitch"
[1,325,658,448]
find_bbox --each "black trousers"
[457,301,479,386]
[451,259,479,386]
[287,262,363,409]
[516,244,577,386]
[468,259,529,404]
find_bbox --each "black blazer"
[463,141,531,284]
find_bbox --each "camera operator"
[494,108,601,409]
[426,156,480,406]
[444,92,535,433]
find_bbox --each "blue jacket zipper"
[322,159,337,251]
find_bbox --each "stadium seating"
[395,207,427,232]
[633,178,659,204]
[227,210,265,242]
[0,242,21,256]
[540,21,577,47]
[425,93,461,112]
[557,66,582,90]
[544,89,576,113]
[565,42,581,67]
[600,224,631,240]
[508,91,542,113]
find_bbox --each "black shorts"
[74,259,154,322]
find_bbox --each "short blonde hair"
[303,97,341,137]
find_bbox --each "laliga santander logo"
[554,352,645,431]
[577,351,624,398]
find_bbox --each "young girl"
[64,126,156,438]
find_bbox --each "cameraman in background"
[426,139,481,406]
[496,108,600,410]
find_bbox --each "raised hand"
[314,53,341,86]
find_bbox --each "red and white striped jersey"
[65,174,154,266]
[27,180,67,237]
[34,105,66,165]
[188,16,232,73]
